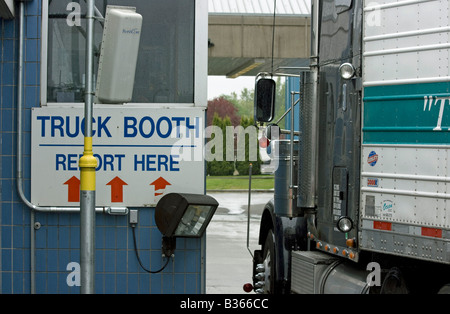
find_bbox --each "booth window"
[47,0,195,104]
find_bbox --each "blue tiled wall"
[0,0,204,294]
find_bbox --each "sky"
[207,76,256,100]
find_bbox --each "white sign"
[31,106,205,207]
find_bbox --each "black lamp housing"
[155,193,219,238]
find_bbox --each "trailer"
[249,0,450,294]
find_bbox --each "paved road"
[205,191,273,294]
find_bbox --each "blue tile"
[47,273,58,294]
[70,227,80,248]
[104,274,116,294]
[13,226,24,248]
[186,237,201,250]
[116,227,127,249]
[1,225,11,248]
[104,227,116,249]
[59,227,70,248]
[127,250,139,272]
[174,274,186,293]
[3,20,16,39]
[35,272,46,294]
[95,249,104,272]
[1,249,12,271]
[2,62,15,85]
[2,85,14,109]
[13,272,24,293]
[151,228,161,248]
[1,272,12,293]
[150,273,161,294]
[185,274,199,293]
[95,227,104,248]
[25,39,38,62]
[2,108,13,132]
[116,274,127,294]
[2,39,14,62]
[174,251,185,273]
[35,249,46,271]
[47,226,58,248]
[1,132,13,155]
[26,15,38,39]
[13,249,24,271]
[58,249,71,270]
[1,179,13,202]
[2,156,13,178]
[104,250,116,272]
[26,0,39,16]
[139,273,150,294]
[25,86,38,108]
[1,202,12,225]
[127,274,139,294]
[24,62,38,86]
[162,273,174,294]
[185,250,199,273]
[35,229,46,249]
[47,249,58,271]
[138,227,151,247]
[116,250,127,272]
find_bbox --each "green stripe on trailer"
[363,82,450,145]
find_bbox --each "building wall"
[0,0,205,294]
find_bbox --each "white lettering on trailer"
[423,96,450,131]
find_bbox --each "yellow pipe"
[79,137,97,191]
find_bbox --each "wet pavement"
[206,191,273,294]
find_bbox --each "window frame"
[40,0,208,108]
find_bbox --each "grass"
[206,175,274,190]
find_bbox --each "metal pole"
[247,163,253,257]
[80,0,97,294]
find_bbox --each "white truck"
[250,0,450,294]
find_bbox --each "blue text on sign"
[36,115,201,139]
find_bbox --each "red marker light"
[259,136,270,148]
[243,283,253,293]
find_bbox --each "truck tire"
[261,230,278,294]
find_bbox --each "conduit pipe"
[14,1,111,294]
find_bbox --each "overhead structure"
[208,0,311,77]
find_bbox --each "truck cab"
[250,0,450,294]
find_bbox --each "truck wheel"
[260,230,277,294]
[438,284,450,294]
[380,267,409,294]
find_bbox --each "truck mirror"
[254,77,276,123]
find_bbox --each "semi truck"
[248,0,450,294]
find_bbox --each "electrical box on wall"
[95,6,142,104]
[0,0,15,19]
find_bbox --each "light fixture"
[339,63,355,80]
[155,193,219,256]
[337,216,353,233]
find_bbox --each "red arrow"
[64,176,80,203]
[107,176,128,203]
[150,177,171,196]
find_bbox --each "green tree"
[235,116,261,176]
[206,113,235,176]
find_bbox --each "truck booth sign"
[31,106,205,207]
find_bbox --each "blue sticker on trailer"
[367,151,378,166]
